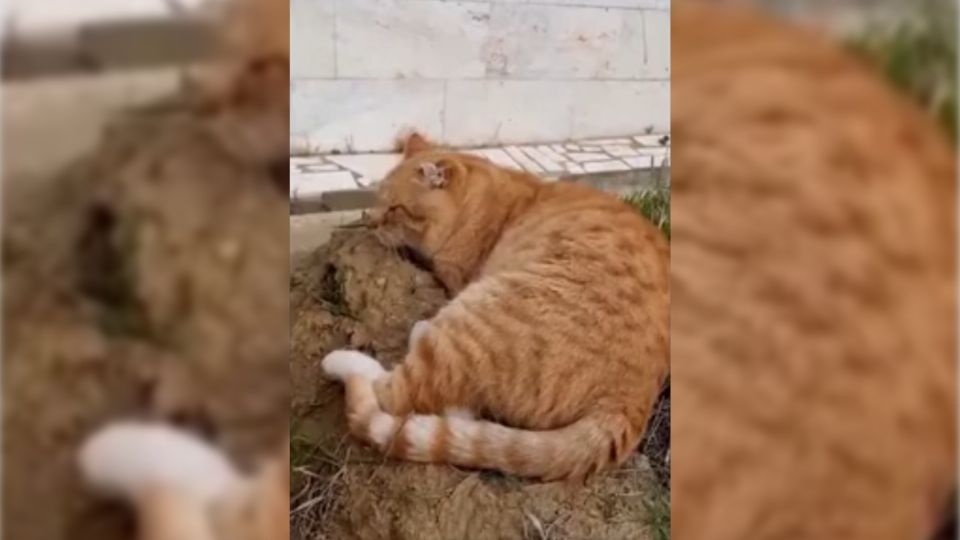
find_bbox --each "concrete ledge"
[289,167,669,264]
[560,166,670,196]
[290,210,365,264]
[3,67,184,183]
[2,18,215,80]
[290,133,670,215]
[291,190,378,216]
[292,167,669,216]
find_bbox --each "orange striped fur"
[322,132,669,481]
[669,3,956,539]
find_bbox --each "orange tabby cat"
[321,132,670,481]
[79,422,289,540]
[672,2,956,540]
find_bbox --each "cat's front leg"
[408,320,430,351]
[138,488,218,540]
[433,261,466,297]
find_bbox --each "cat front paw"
[321,350,386,381]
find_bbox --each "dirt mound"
[290,230,668,540]
[2,82,289,538]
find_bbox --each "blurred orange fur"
[672,2,956,540]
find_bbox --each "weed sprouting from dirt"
[75,203,149,338]
[639,380,670,489]
[290,427,350,540]
[315,264,351,317]
[623,186,671,240]
[641,486,671,540]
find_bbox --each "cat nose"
[365,208,385,226]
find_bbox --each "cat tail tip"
[78,420,243,504]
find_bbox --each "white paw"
[78,421,242,504]
[322,350,386,381]
[408,320,430,350]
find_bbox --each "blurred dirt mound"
[290,230,667,540]
[3,76,289,539]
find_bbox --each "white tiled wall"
[291,78,446,151]
[291,0,671,153]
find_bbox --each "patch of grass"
[290,430,318,481]
[76,204,151,338]
[848,0,958,139]
[290,424,350,540]
[642,487,671,540]
[623,186,671,240]
[639,380,670,489]
[311,263,352,318]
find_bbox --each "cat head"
[367,132,475,256]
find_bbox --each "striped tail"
[342,376,639,481]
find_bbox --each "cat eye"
[387,205,424,223]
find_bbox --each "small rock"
[217,239,241,261]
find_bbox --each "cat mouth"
[359,218,434,272]
[397,245,434,273]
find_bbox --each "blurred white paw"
[78,421,242,504]
[321,350,385,381]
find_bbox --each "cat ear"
[417,159,464,189]
[417,162,447,188]
[398,131,434,158]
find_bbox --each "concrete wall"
[290,0,670,153]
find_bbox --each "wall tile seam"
[640,8,649,65]
[332,0,340,77]
[440,79,450,141]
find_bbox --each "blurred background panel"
[1,0,214,79]
[2,0,216,185]
[716,0,956,139]
[2,1,290,539]
[671,1,955,540]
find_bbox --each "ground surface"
[290,228,668,540]
[3,85,289,540]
